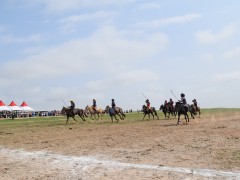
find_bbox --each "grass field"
[0,108,239,128]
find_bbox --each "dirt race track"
[1,112,240,179]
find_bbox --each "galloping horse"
[175,102,189,125]
[159,104,176,119]
[105,105,126,123]
[142,105,159,120]
[61,107,87,124]
[85,105,103,120]
[190,104,201,118]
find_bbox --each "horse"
[61,107,87,124]
[159,104,176,119]
[105,105,126,123]
[85,105,103,120]
[142,105,159,120]
[190,104,201,118]
[175,102,189,125]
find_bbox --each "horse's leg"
[198,108,201,118]
[72,116,77,123]
[154,111,159,119]
[186,113,189,123]
[118,113,123,120]
[113,114,119,122]
[148,113,151,120]
[142,113,146,120]
[176,114,180,126]
[66,115,69,124]
[78,113,86,122]
[111,115,113,123]
[90,113,94,120]
[150,112,154,120]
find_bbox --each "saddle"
[109,107,115,114]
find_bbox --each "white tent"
[20,101,34,111]
[0,100,10,111]
[8,101,22,111]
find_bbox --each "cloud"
[58,11,116,33]
[58,11,116,24]
[135,13,201,28]
[201,53,214,63]
[137,2,161,10]
[0,26,168,84]
[223,47,240,59]
[195,24,236,44]
[0,33,44,44]
[213,71,240,82]
[13,0,137,13]
[86,69,159,91]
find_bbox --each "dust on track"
[0,112,240,179]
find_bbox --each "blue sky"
[1,0,240,111]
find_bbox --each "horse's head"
[85,105,89,110]
[142,105,147,111]
[61,106,66,114]
[105,105,110,111]
[159,105,163,110]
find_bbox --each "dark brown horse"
[105,105,126,122]
[61,107,87,124]
[175,102,189,125]
[159,104,176,119]
[142,105,159,120]
[190,104,201,118]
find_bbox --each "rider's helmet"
[170,98,172,101]
[112,99,114,101]
[70,100,74,102]
[165,100,167,103]
[180,93,185,97]
[145,99,149,103]
[93,99,96,101]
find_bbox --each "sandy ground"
[0,112,240,179]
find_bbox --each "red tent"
[8,101,22,111]
[0,100,10,111]
[20,101,34,111]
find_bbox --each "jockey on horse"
[111,99,116,113]
[164,100,168,109]
[192,99,198,111]
[92,99,97,112]
[179,93,188,111]
[169,98,174,110]
[145,99,151,112]
[69,100,75,115]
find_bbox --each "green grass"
[0,108,239,129]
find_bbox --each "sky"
[1,0,240,111]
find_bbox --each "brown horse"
[61,107,87,124]
[142,105,159,120]
[85,105,103,120]
[105,105,126,122]
[190,104,201,118]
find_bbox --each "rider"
[111,99,116,112]
[169,98,174,109]
[92,99,97,112]
[145,99,150,111]
[164,100,168,108]
[192,99,198,110]
[69,100,75,114]
[179,93,188,111]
